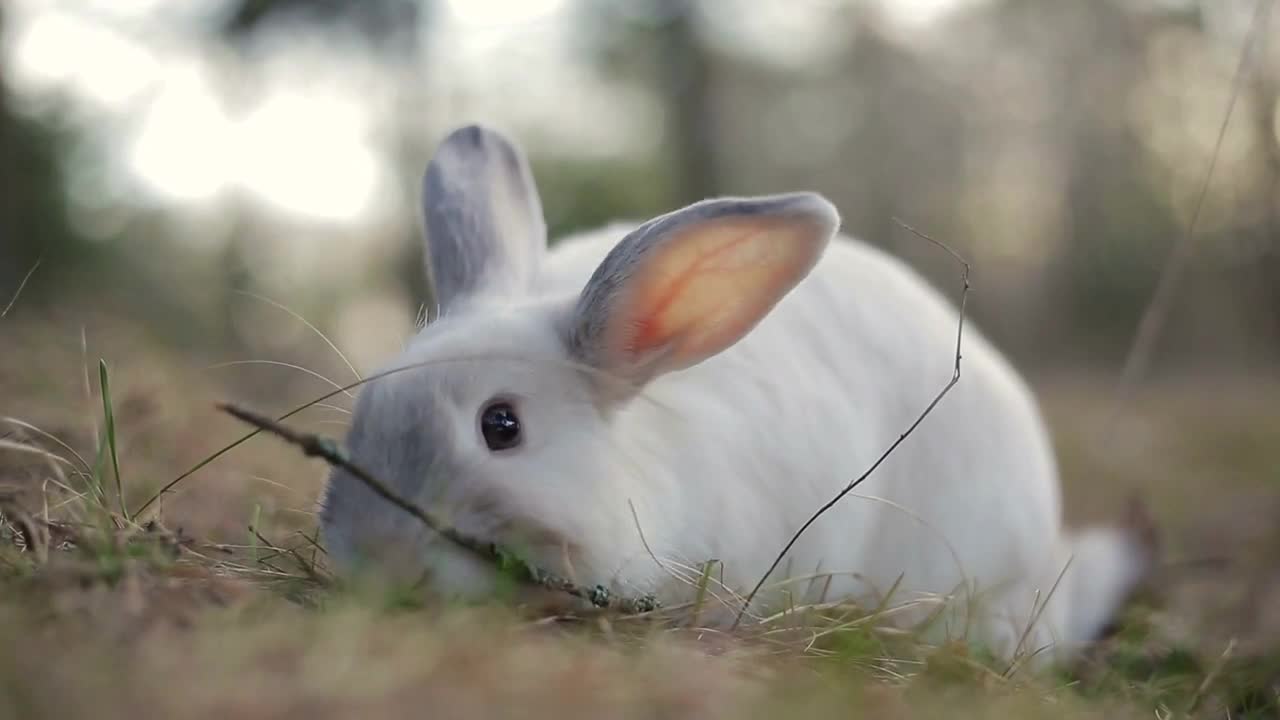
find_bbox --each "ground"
[1,306,1278,719]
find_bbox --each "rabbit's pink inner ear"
[608,216,828,372]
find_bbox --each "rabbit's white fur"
[542,222,1146,664]
[320,125,1150,670]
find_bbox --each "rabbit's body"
[541,219,1059,603]
[538,222,1127,662]
[321,125,1152,669]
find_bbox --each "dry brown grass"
[2,305,1279,719]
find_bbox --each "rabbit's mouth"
[457,493,586,575]
[415,517,596,612]
[469,512,590,585]
[321,483,584,608]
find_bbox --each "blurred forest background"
[1,0,1278,541]
[1,0,1280,674]
[5,5,1280,709]
[3,0,1277,375]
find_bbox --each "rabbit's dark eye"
[480,401,521,451]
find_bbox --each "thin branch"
[1106,0,1275,438]
[298,528,329,557]
[80,327,100,468]
[217,402,660,615]
[247,525,330,585]
[1,255,42,319]
[1,417,94,476]
[230,289,362,383]
[1186,637,1237,716]
[135,351,660,517]
[626,499,745,619]
[731,220,970,629]
[1004,554,1074,678]
[204,360,355,398]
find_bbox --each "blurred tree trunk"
[1046,1,1179,364]
[0,3,90,299]
[1253,70,1280,342]
[217,215,254,353]
[653,0,718,204]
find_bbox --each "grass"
[1,311,1279,719]
[97,359,128,522]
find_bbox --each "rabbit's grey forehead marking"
[337,374,463,497]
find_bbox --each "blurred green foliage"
[0,6,95,296]
[1,0,1277,371]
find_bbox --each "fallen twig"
[248,525,331,586]
[731,221,970,629]
[217,402,660,615]
[1186,637,1237,716]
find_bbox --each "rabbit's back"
[538,223,1062,620]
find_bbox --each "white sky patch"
[879,0,975,27]
[234,90,380,222]
[77,0,180,19]
[126,62,382,222]
[8,8,161,111]
[700,0,853,68]
[3,4,385,224]
[443,0,569,31]
[2,0,972,227]
[427,0,661,159]
[127,63,231,202]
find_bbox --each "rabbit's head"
[319,124,839,604]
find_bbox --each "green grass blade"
[690,559,719,627]
[99,359,129,522]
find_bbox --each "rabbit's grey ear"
[422,124,547,311]
[567,192,839,389]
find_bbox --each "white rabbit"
[320,124,1154,668]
